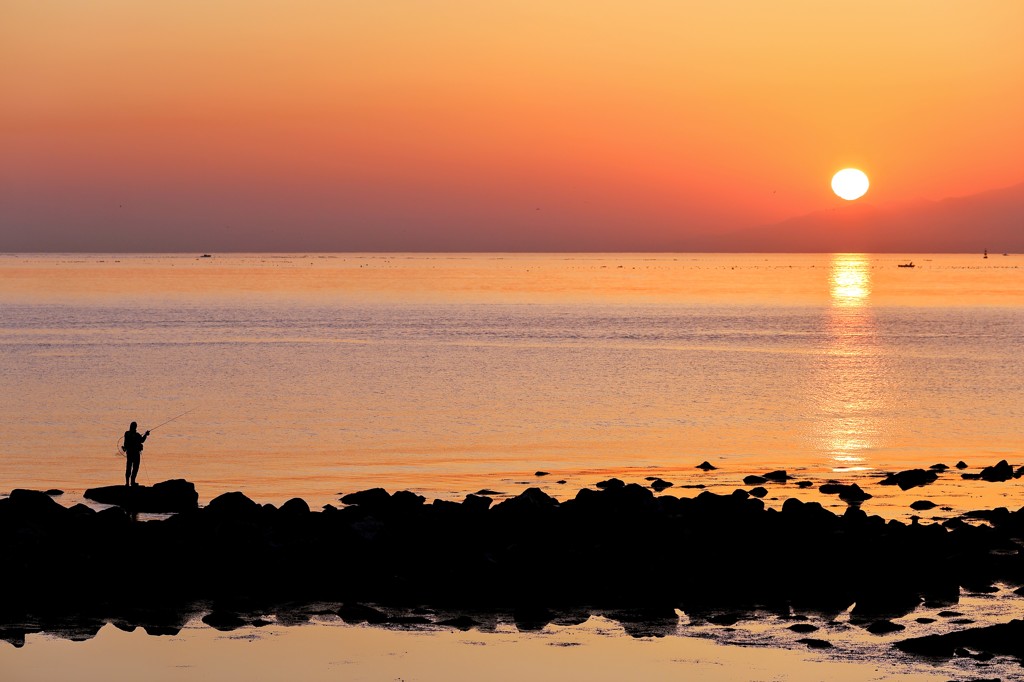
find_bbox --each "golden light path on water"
[818,254,886,472]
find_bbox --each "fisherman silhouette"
[123,421,150,487]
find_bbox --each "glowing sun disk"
[831,168,870,200]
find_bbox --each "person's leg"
[125,455,132,486]
[130,457,139,486]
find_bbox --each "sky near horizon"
[2,1,1022,251]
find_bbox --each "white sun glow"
[831,168,870,201]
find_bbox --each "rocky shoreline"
[3,476,1024,665]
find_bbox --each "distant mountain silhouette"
[714,182,1024,253]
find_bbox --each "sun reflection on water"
[818,255,886,471]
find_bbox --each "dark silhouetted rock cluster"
[5,480,1024,658]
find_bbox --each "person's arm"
[141,431,150,442]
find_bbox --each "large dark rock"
[878,469,938,490]
[895,619,1024,659]
[83,479,198,512]
[206,491,260,515]
[979,460,1014,482]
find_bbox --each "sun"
[831,168,870,201]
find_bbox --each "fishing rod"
[148,408,197,433]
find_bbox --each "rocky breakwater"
[4,479,1024,657]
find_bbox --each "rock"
[649,478,674,492]
[514,606,554,631]
[895,618,1024,659]
[696,461,717,471]
[8,489,67,516]
[534,471,550,477]
[337,604,389,624]
[390,490,426,511]
[937,611,962,618]
[838,483,872,502]
[207,491,260,515]
[796,481,813,488]
[462,494,493,512]
[818,482,844,495]
[730,489,750,500]
[83,479,199,512]
[201,611,247,631]
[279,497,310,515]
[955,460,968,469]
[595,478,625,490]
[788,623,819,633]
[493,487,559,514]
[475,489,501,496]
[878,469,938,490]
[915,617,936,624]
[929,463,948,471]
[910,500,937,511]
[45,489,64,496]
[798,638,833,649]
[556,480,566,484]
[979,460,1014,482]
[437,615,480,630]
[748,487,768,498]
[340,488,392,509]
[707,613,740,626]
[743,475,767,485]
[763,470,791,482]
[388,615,432,625]
[865,619,905,635]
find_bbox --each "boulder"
[595,478,625,490]
[743,475,767,485]
[462,494,493,512]
[838,483,872,502]
[649,478,674,492]
[763,470,791,483]
[83,479,199,512]
[798,638,833,649]
[878,469,938,490]
[895,618,1024,659]
[337,603,388,624]
[979,460,1014,482]
[696,461,717,471]
[493,487,559,514]
[910,500,936,511]
[206,491,260,515]
[865,619,905,635]
[748,487,768,498]
[954,460,968,469]
[279,497,310,515]
[340,488,392,509]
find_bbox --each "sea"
[2,252,1023,680]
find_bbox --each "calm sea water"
[1,253,1022,514]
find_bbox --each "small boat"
[897,262,915,268]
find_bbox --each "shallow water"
[1,253,1022,515]
[0,610,1010,682]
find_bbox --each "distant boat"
[898,262,915,268]
[200,254,212,258]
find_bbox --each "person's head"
[130,421,137,431]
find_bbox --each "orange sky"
[2,1,1022,251]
